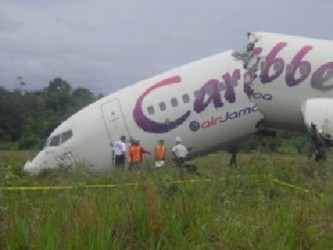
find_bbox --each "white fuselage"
[248,32,333,129]
[24,50,264,174]
[23,32,333,174]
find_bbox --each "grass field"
[1,150,333,249]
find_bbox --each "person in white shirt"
[172,136,188,167]
[112,135,127,168]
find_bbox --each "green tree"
[0,87,24,143]
[1,77,98,149]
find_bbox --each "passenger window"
[61,130,73,144]
[206,86,214,96]
[182,94,190,103]
[194,90,201,100]
[147,106,154,115]
[328,69,333,78]
[49,134,61,147]
[159,102,166,111]
[231,78,238,87]
[217,82,225,91]
[171,98,178,107]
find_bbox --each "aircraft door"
[101,99,131,144]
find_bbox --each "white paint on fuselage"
[249,32,333,129]
[25,32,333,175]
[24,50,264,174]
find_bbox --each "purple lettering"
[253,47,262,55]
[311,62,333,91]
[244,70,255,97]
[133,41,333,134]
[133,76,191,133]
[223,69,240,103]
[194,79,223,113]
[260,42,287,84]
[286,45,312,86]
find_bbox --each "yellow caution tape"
[1,182,139,191]
[0,174,324,197]
[267,177,324,197]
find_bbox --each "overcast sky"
[1,0,332,94]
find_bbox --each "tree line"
[0,78,100,149]
[0,77,310,153]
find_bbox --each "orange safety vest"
[128,146,133,161]
[155,145,166,160]
[131,146,142,162]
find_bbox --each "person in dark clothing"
[314,139,327,162]
[228,145,239,168]
[308,123,327,162]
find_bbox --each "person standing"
[129,140,151,170]
[228,145,239,168]
[127,139,135,171]
[112,135,127,169]
[172,137,188,167]
[155,139,166,168]
[308,123,328,162]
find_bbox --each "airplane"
[23,31,333,175]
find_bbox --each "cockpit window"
[47,129,73,147]
[61,130,73,144]
[49,134,61,146]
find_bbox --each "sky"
[1,0,332,94]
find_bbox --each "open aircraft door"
[101,98,131,147]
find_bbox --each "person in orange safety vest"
[129,140,151,170]
[155,139,166,168]
[127,139,136,170]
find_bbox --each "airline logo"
[189,105,259,132]
[133,70,241,134]
[249,42,333,92]
[133,42,333,134]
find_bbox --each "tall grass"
[1,151,333,249]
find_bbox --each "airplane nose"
[22,148,76,175]
[22,149,56,175]
[23,160,37,175]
